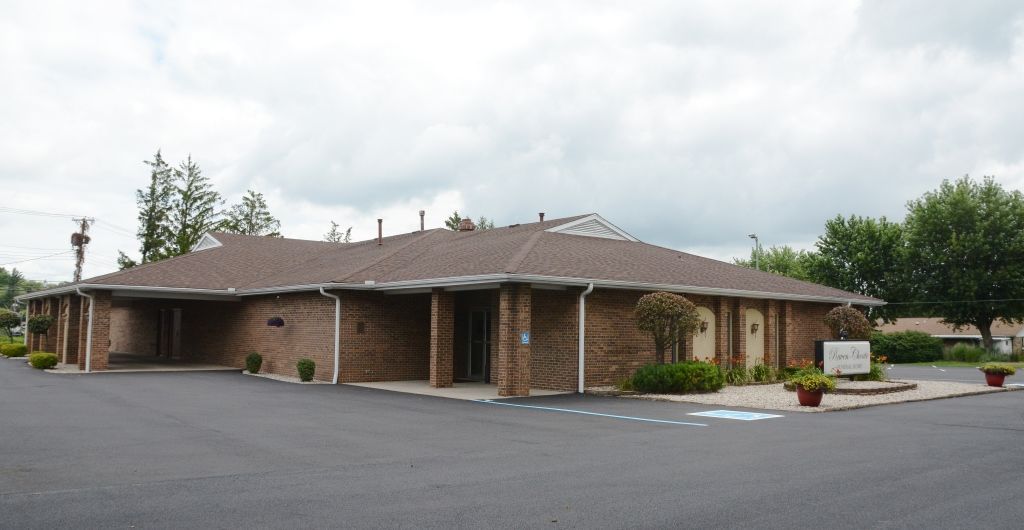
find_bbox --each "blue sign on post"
[520,331,530,345]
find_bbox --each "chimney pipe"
[419,210,425,231]
[377,219,383,245]
[539,212,545,222]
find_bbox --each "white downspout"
[578,283,594,394]
[76,288,94,373]
[319,287,341,384]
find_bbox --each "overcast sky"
[2,0,1023,284]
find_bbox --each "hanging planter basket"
[267,317,285,328]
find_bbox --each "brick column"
[498,284,531,397]
[733,300,747,367]
[64,295,81,364]
[43,298,59,352]
[765,300,778,369]
[780,301,793,368]
[429,288,454,388]
[714,298,729,366]
[76,291,111,371]
[681,330,693,362]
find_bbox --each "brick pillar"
[64,295,81,364]
[76,291,111,371]
[714,298,729,366]
[733,300,747,367]
[681,330,694,362]
[765,300,778,369]
[780,301,793,368]
[43,298,59,352]
[498,284,531,397]
[429,288,454,388]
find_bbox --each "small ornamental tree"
[27,314,55,335]
[0,309,20,343]
[823,306,872,340]
[634,292,702,364]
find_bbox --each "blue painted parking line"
[688,410,783,421]
[474,400,708,427]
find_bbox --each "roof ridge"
[503,230,544,274]
[335,229,444,283]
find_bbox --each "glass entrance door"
[467,310,490,381]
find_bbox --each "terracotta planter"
[796,386,824,407]
[984,372,1006,387]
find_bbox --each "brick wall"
[530,288,579,391]
[497,284,531,396]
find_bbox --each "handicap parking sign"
[520,331,530,345]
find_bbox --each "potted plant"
[790,370,837,407]
[979,363,1016,387]
[266,317,285,328]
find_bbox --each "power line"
[0,251,75,267]
[0,206,89,219]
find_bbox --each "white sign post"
[814,340,871,376]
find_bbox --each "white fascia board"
[545,214,639,242]
[236,283,371,296]
[17,284,238,301]
[112,290,241,302]
[371,273,885,306]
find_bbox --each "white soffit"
[192,233,223,252]
[545,214,639,242]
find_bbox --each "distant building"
[876,317,1024,355]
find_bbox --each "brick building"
[17,214,882,396]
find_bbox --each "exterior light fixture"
[750,322,759,335]
[748,233,761,271]
[700,320,709,334]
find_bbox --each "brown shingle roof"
[21,213,883,305]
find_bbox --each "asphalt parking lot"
[887,364,1023,385]
[2,358,1023,529]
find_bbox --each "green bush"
[1,343,28,357]
[723,365,750,386]
[870,331,942,363]
[790,371,837,393]
[245,352,263,374]
[631,362,724,394]
[852,362,886,382]
[297,358,316,382]
[28,352,58,369]
[946,343,988,362]
[27,314,55,335]
[750,364,777,383]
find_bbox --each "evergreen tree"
[444,210,462,230]
[476,216,495,230]
[166,155,223,256]
[221,190,281,237]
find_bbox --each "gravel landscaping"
[598,380,1019,412]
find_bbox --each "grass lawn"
[895,360,1024,368]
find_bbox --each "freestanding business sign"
[814,340,871,375]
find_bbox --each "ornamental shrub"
[750,363,777,383]
[823,306,871,340]
[0,309,20,342]
[723,365,750,386]
[634,292,702,365]
[1,343,28,357]
[28,352,58,369]
[870,331,942,363]
[630,361,724,394]
[27,314,55,335]
[946,343,987,363]
[297,358,316,382]
[979,363,1016,376]
[245,352,263,374]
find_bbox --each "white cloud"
[1,0,1023,283]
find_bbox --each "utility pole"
[71,217,94,282]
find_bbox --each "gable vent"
[545,214,638,241]
[191,233,223,252]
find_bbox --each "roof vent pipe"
[419,210,425,231]
[539,212,545,222]
[377,219,383,245]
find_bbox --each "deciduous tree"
[733,245,814,281]
[221,190,281,237]
[634,292,702,364]
[324,221,352,243]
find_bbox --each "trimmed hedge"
[297,358,316,382]
[28,352,58,369]
[245,352,263,374]
[631,362,724,394]
[1,343,28,357]
[870,331,942,363]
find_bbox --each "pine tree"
[166,155,223,256]
[444,211,462,230]
[324,221,352,243]
[118,150,176,267]
[221,190,281,237]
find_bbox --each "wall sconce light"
[750,322,759,335]
[699,320,709,334]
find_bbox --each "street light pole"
[748,233,760,271]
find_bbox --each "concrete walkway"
[345,380,570,400]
